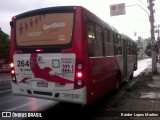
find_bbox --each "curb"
[127,68,150,87]
[0,89,12,94]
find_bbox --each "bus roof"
[121,33,136,44]
[15,6,77,18]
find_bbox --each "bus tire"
[129,73,133,80]
[115,73,121,92]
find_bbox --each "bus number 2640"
[17,60,33,67]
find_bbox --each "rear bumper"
[11,82,87,105]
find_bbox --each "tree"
[145,42,159,57]
[145,43,151,57]
[0,28,10,63]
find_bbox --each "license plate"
[37,82,48,87]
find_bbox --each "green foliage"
[145,43,151,57]
[0,30,10,63]
[145,42,159,57]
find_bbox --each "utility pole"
[157,25,160,54]
[158,25,160,41]
[148,0,157,73]
[157,25,160,41]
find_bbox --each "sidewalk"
[102,64,160,120]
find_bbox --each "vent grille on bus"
[33,91,52,96]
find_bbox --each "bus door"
[122,38,127,80]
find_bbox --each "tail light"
[10,63,14,68]
[35,48,44,52]
[76,71,83,78]
[10,62,17,83]
[11,70,15,74]
[74,61,85,89]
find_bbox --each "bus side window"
[104,28,109,42]
[95,24,103,56]
[87,22,95,40]
[118,35,122,55]
[127,41,131,55]
[109,31,114,43]
[114,34,122,55]
[87,22,103,57]
[104,30,114,56]
[87,21,96,57]
[114,34,118,55]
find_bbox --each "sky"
[0,0,160,40]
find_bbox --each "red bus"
[10,6,137,105]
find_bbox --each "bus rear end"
[10,6,87,105]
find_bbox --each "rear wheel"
[115,73,121,92]
[129,73,133,81]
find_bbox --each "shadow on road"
[25,91,120,120]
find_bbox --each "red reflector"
[91,92,94,95]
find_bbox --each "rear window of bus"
[15,13,74,46]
